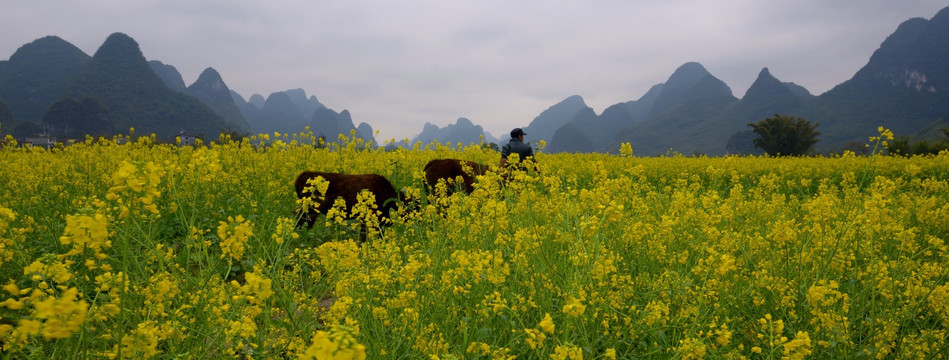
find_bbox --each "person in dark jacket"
[500,128,534,168]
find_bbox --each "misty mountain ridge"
[2,5,949,152]
[149,60,187,91]
[544,6,949,155]
[0,36,91,130]
[60,33,227,139]
[519,95,588,145]
[411,117,499,147]
[228,87,375,145]
[0,32,372,143]
[147,60,349,140]
[187,67,250,132]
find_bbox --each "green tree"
[748,114,820,156]
[886,134,949,156]
[886,136,912,156]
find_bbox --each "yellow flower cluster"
[868,126,896,150]
[0,129,946,358]
[112,321,164,359]
[271,216,300,245]
[299,175,330,215]
[806,280,851,347]
[217,215,253,261]
[0,206,23,266]
[0,284,89,349]
[58,211,111,270]
[106,160,164,218]
[619,142,633,157]
[561,295,586,318]
[232,266,274,305]
[443,249,510,288]
[300,326,366,360]
[550,343,583,360]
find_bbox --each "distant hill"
[187,67,250,133]
[229,88,375,144]
[802,6,949,150]
[149,62,249,133]
[0,33,359,143]
[610,71,738,155]
[148,60,187,91]
[0,36,91,127]
[521,95,587,145]
[411,117,496,147]
[310,107,376,145]
[549,62,738,154]
[648,62,713,118]
[5,6,949,152]
[59,32,227,139]
[542,6,949,155]
[251,91,306,134]
[42,97,111,138]
[356,122,375,143]
[0,98,13,128]
[549,120,594,153]
[248,94,265,108]
[736,68,808,120]
[230,90,261,131]
[285,88,325,119]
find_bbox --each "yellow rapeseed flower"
[300,326,366,360]
[59,212,110,261]
[217,215,253,261]
[550,344,583,360]
[539,313,555,335]
[562,296,586,318]
[783,331,812,360]
[31,287,89,340]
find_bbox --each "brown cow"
[423,159,488,196]
[294,171,402,231]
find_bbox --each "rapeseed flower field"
[0,129,947,359]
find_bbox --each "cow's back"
[294,171,400,227]
[423,159,487,195]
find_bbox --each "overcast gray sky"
[2,1,946,141]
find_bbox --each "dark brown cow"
[423,159,488,195]
[294,171,402,230]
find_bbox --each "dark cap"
[510,128,526,137]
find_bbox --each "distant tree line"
[745,113,949,157]
[885,128,949,156]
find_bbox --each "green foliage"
[748,114,820,156]
[886,136,912,156]
[218,128,249,144]
[886,134,949,156]
[838,141,870,156]
[912,140,948,155]
[481,142,499,152]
